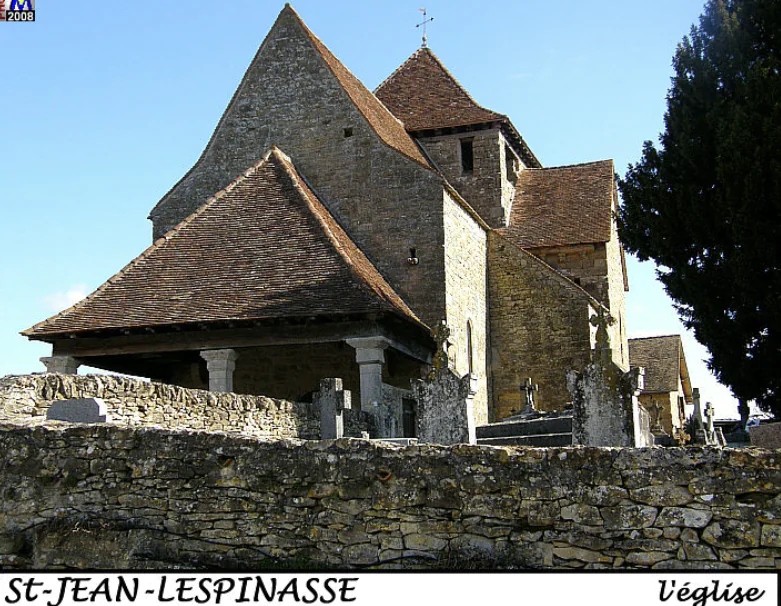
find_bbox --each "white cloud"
[43,284,88,311]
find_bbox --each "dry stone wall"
[0,373,366,440]
[1,423,779,570]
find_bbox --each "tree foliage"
[617,0,781,417]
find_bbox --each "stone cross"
[649,400,664,431]
[428,320,450,379]
[519,377,538,414]
[589,307,615,365]
[692,387,704,429]
[705,402,716,434]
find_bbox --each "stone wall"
[529,235,629,368]
[488,233,596,419]
[0,373,367,440]
[1,423,780,570]
[419,129,515,228]
[443,192,488,425]
[149,8,448,328]
[750,423,781,449]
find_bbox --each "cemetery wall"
[0,373,365,440]
[1,423,779,570]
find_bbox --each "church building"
[24,5,637,434]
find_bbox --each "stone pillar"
[40,355,80,374]
[316,378,351,439]
[345,337,389,412]
[200,349,238,393]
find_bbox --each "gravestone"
[47,398,108,423]
[568,309,649,446]
[315,378,351,439]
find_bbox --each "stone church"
[24,5,637,435]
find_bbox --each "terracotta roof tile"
[292,7,430,168]
[375,47,505,131]
[498,160,615,248]
[24,148,422,338]
[375,47,541,168]
[629,335,690,395]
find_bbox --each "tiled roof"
[292,6,430,168]
[375,47,541,168]
[629,335,691,397]
[24,148,422,339]
[498,160,615,248]
[375,47,505,131]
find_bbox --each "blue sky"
[0,1,746,418]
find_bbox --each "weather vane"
[416,8,434,48]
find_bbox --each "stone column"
[345,337,389,412]
[40,355,80,374]
[200,349,239,393]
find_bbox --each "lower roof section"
[24,148,424,341]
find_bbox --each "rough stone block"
[602,505,658,530]
[760,524,781,547]
[47,398,108,423]
[750,423,781,448]
[702,520,760,549]
[656,507,712,528]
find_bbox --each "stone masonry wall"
[530,240,629,368]
[605,221,630,369]
[150,9,448,327]
[443,192,488,426]
[488,233,596,419]
[1,424,780,570]
[0,373,363,440]
[420,129,515,228]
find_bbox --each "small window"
[460,138,474,173]
[343,127,353,138]
[466,320,474,376]
[505,145,516,181]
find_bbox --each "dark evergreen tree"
[617,0,781,418]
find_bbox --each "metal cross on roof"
[416,8,434,48]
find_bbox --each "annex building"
[23,5,687,439]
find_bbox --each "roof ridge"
[421,47,505,119]
[26,146,425,337]
[23,151,279,337]
[150,5,430,221]
[290,8,431,169]
[271,149,424,326]
[526,159,614,172]
[628,334,683,341]
[491,231,607,312]
[376,46,504,122]
[374,47,426,94]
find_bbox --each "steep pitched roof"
[375,47,540,168]
[629,335,693,400]
[24,148,422,339]
[375,47,505,131]
[292,7,429,168]
[498,160,615,249]
[149,5,429,222]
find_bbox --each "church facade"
[24,5,637,433]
